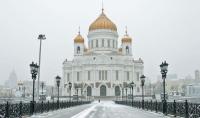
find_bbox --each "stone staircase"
[93,96,120,101]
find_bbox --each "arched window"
[102,71,104,80]
[100,85,106,96]
[102,39,104,47]
[67,73,70,82]
[77,46,80,54]
[90,40,93,48]
[88,71,90,80]
[108,40,110,47]
[77,72,80,81]
[126,46,129,54]
[105,70,107,80]
[116,70,119,80]
[96,40,98,47]
[127,71,130,81]
[113,40,115,48]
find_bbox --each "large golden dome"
[74,33,84,43]
[89,10,117,31]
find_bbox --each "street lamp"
[122,87,124,101]
[125,87,128,104]
[68,82,72,103]
[76,87,79,102]
[130,81,135,107]
[80,83,84,101]
[55,75,61,109]
[37,34,46,100]
[140,75,146,109]
[41,82,44,101]
[160,61,169,114]
[30,62,39,114]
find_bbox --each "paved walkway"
[30,101,170,118]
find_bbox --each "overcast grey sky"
[0,0,200,85]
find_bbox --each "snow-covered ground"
[29,101,170,118]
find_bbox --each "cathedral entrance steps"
[94,96,118,101]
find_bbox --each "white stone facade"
[62,11,144,97]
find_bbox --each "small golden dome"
[89,10,117,31]
[74,33,84,43]
[122,28,132,43]
[17,80,23,85]
[122,35,132,43]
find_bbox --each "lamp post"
[140,75,146,109]
[130,81,135,107]
[129,85,131,98]
[81,87,83,101]
[80,83,83,101]
[41,82,44,101]
[76,88,79,102]
[160,61,169,114]
[125,87,127,104]
[68,82,72,103]
[30,62,39,114]
[55,75,61,109]
[37,34,46,100]
[64,83,67,101]
[122,87,124,101]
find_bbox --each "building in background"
[0,85,14,98]
[186,84,200,97]
[62,9,144,98]
[153,72,200,98]
[4,70,18,89]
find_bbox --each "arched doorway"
[115,86,121,96]
[77,46,80,54]
[100,85,106,96]
[87,86,92,96]
[126,46,129,54]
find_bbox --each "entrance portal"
[87,86,92,96]
[115,86,120,96]
[100,85,106,96]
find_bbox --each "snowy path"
[30,101,170,118]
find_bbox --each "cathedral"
[62,9,144,98]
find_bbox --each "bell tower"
[121,27,132,56]
[74,28,84,56]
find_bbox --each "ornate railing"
[0,100,91,118]
[115,100,200,118]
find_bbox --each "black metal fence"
[115,100,200,118]
[0,100,91,118]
